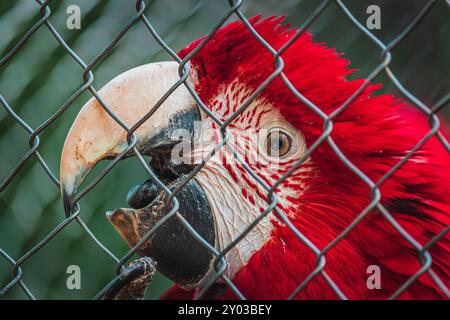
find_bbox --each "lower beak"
[60,61,215,286]
[106,176,215,287]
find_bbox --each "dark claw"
[101,257,157,300]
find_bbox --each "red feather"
[168,16,450,299]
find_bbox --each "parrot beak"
[60,61,196,214]
[60,61,216,287]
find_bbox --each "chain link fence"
[0,0,449,299]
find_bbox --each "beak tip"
[62,189,74,217]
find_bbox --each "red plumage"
[163,16,449,299]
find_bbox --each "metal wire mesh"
[0,0,449,300]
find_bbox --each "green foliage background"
[0,0,449,299]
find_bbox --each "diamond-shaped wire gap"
[222,0,328,237]
[0,1,51,59]
[120,4,209,141]
[0,2,50,67]
[137,1,211,63]
[69,28,177,282]
[0,248,34,299]
[0,72,71,188]
[0,95,52,190]
[130,3,320,284]
[133,0,245,142]
[333,0,439,119]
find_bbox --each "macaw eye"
[266,129,292,158]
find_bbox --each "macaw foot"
[101,257,157,300]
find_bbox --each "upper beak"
[61,61,217,287]
[60,61,196,215]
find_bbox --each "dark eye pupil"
[271,137,283,151]
[266,130,291,157]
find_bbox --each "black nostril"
[127,179,160,209]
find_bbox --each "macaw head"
[60,17,449,299]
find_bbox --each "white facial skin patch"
[191,82,311,279]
